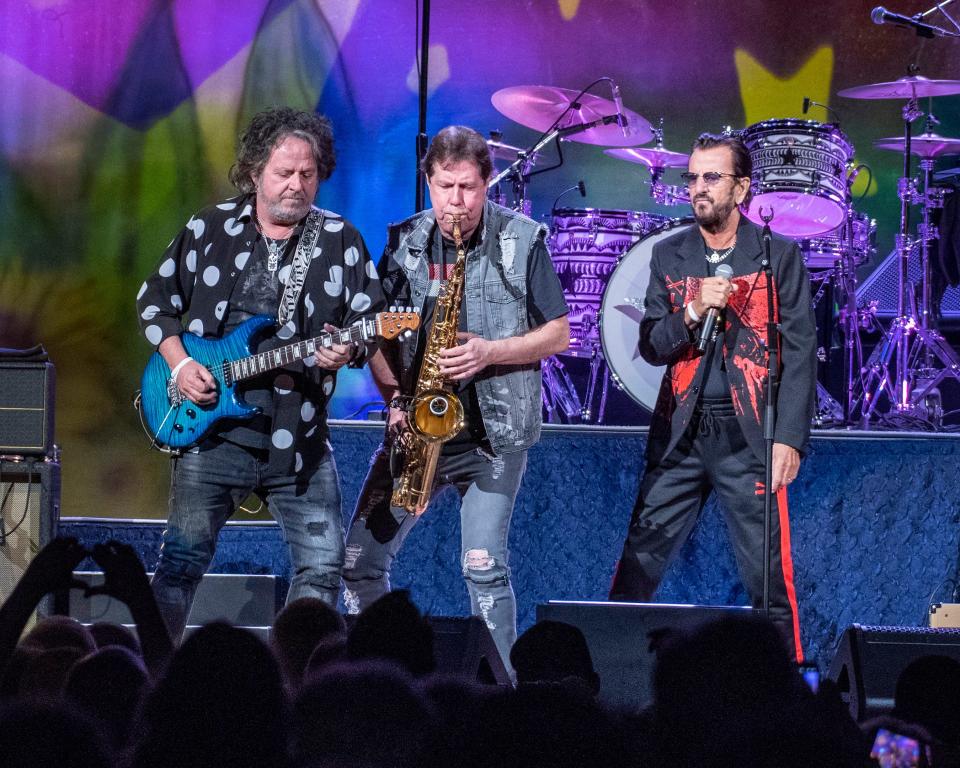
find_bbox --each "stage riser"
[60,423,960,670]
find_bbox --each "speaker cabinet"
[0,361,55,456]
[344,613,511,685]
[829,624,960,721]
[429,616,510,685]
[537,601,755,711]
[0,460,60,615]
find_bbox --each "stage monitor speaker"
[0,361,55,456]
[537,600,755,712]
[429,615,510,685]
[828,624,960,721]
[0,460,60,618]
[343,613,510,685]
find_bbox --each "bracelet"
[686,302,701,323]
[169,356,194,382]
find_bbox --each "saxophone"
[391,216,469,515]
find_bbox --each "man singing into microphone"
[608,133,817,661]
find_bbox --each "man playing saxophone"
[342,125,569,669]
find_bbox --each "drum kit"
[486,75,960,428]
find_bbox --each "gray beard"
[693,197,737,234]
[266,199,311,225]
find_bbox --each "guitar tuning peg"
[389,305,397,312]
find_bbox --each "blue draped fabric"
[62,422,960,669]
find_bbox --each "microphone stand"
[917,0,960,34]
[759,207,779,618]
[488,114,622,190]
[414,0,431,212]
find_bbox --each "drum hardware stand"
[858,96,960,427]
[833,208,871,425]
[579,317,611,423]
[488,130,537,217]
[647,120,691,208]
[805,259,847,427]
[541,355,584,423]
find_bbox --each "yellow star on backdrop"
[735,45,873,197]
[558,0,580,20]
[735,45,833,124]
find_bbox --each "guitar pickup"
[166,378,184,406]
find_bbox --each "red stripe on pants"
[777,486,803,663]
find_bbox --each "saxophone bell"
[410,388,464,442]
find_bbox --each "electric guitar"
[138,311,419,451]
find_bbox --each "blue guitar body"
[138,309,418,452]
[139,315,275,451]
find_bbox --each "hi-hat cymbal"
[874,132,960,158]
[486,139,538,165]
[491,85,653,147]
[838,75,960,100]
[604,146,690,168]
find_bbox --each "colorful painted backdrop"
[1,0,958,518]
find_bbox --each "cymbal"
[874,132,960,158]
[604,146,689,168]
[486,139,538,165]
[491,85,652,147]
[837,76,960,100]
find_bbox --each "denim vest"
[382,201,547,454]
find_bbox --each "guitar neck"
[228,318,375,383]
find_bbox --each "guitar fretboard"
[223,318,375,383]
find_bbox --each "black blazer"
[639,217,817,466]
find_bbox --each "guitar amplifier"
[0,361,55,456]
[0,459,60,617]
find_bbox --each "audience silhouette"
[0,537,956,767]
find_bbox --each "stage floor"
[61,420,960,669]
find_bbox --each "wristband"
[686,302,701,323]
[170,356,194,382]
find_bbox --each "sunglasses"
[679,171,742,187]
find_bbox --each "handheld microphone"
[871,6,944,37]
[696,263,734,353]
[611,83,629,137]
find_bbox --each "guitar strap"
[278,208,324,326]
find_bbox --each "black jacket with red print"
[640,217,817,467]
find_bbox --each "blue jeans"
[152,438,344,641]
[342,442,526,671]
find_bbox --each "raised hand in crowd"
[86,540,172,673]
[0,536,88,675]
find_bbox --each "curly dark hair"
[229,107,336,193]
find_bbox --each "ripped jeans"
[342,441,526,670]
[152,438,344,641]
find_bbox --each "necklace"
[263,235,289,273]
[705,239,736,264]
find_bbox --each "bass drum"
[550,208,670,357]
[600,218,697,411]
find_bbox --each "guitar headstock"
[377,308,421,340]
